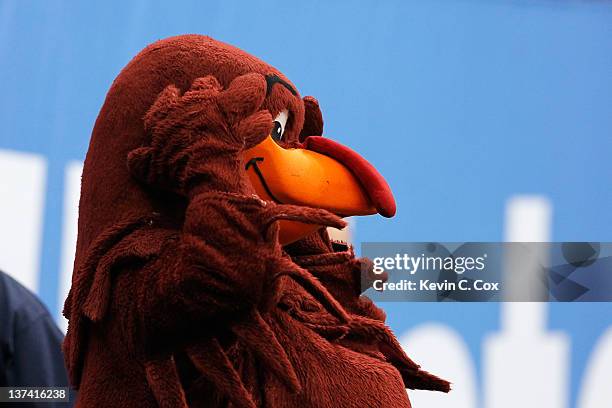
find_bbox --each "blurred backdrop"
[0,1,611,407]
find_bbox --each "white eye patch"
[271,110,289,141]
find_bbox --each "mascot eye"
[272,110,289,142]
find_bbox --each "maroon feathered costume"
[63,35,449,407]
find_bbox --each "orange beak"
[243,135,395,244]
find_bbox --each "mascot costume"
[63,35,449,407]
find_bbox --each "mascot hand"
[127,73,272,196]
[136,192,344,350]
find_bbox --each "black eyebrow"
[265,74,297,96]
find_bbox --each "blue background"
[1,1,611,406]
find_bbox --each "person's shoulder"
[0,271,51,330]
[0,271,45,308]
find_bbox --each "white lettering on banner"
[0,149,46,292]
[57,161,83,332]
[485,196,569,408]
[400,324,477,407]
[578,328,612,408]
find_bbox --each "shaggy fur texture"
[64,35,449,407]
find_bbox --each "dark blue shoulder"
[0,271,51,338]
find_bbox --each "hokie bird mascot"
[63,35,449,407]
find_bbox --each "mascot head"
[78,34,395,259]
